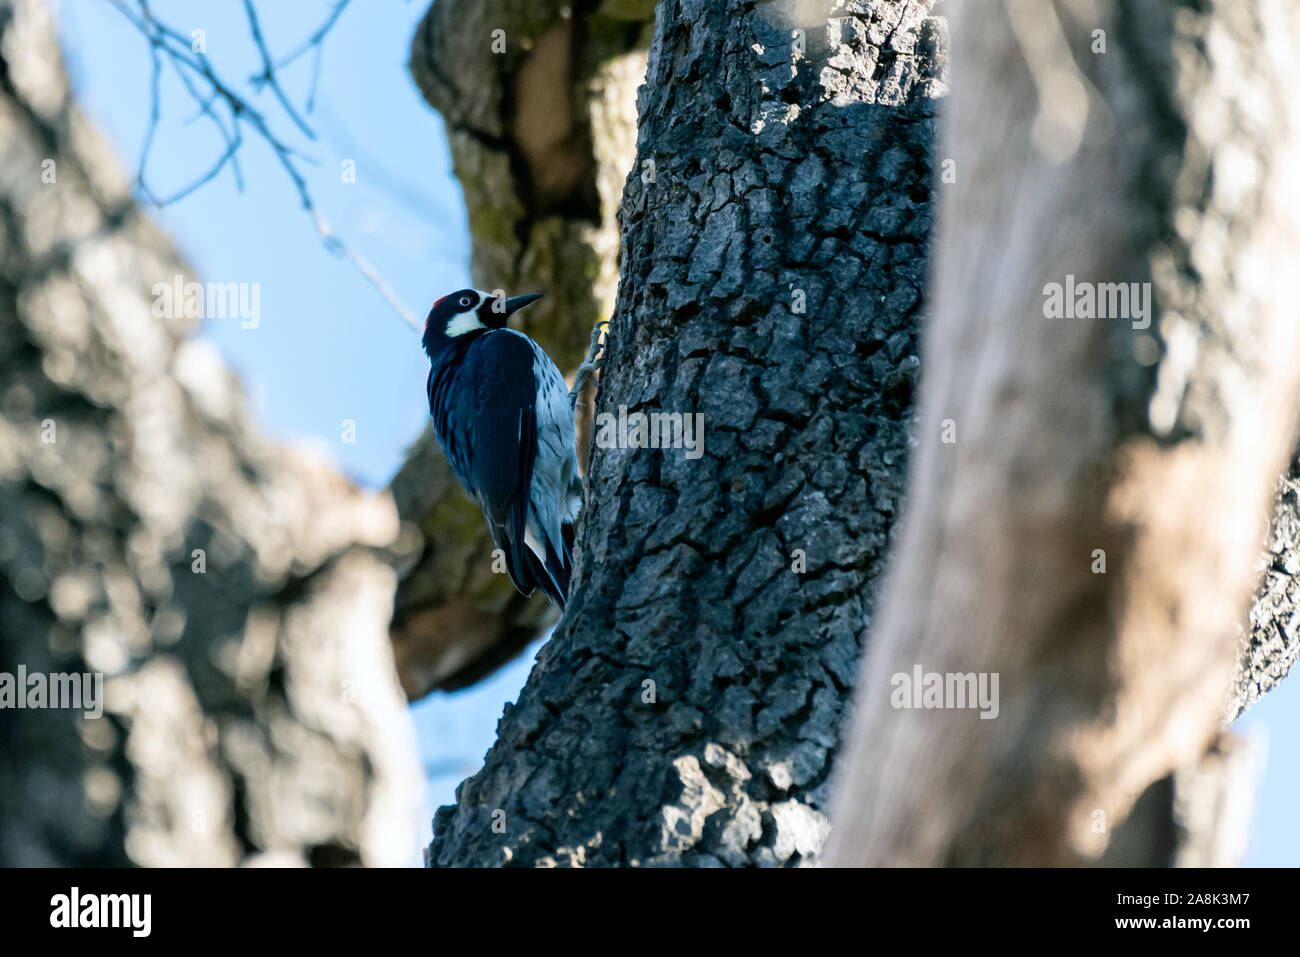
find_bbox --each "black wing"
[428,331,554,601]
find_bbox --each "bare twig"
[135,40,163,205]
[241,0,316,140]
[104,0,419,332]
[312,210,419,330]
[255,0,352,113]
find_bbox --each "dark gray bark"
[428,0,947,867]
[0,0,418,866]
[422,0,1300,868]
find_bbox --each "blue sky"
[56,0,1297,866]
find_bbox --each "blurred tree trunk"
[427,0,947,866]
[824,0,1300,867]
[0,0,419,866]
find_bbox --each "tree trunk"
[427,0,948,867]
[0,0,419,866]
[823,0,1300,867]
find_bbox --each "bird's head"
[422,288,543,357]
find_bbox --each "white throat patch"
[445,311,486,337]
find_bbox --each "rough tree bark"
[7,0,1293,870]
[824,0,1300,867]
[1234,450,1300,719]
[392,0,652,698]
[420,0,1300,868]
[0,0,419,866]
[428,0,947,867]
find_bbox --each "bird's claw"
[570,320,609,410]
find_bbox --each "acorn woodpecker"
[422,289,581,608]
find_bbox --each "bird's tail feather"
[489,515,572,609]
[523,545,568,609]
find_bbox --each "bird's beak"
[503,293,543,316]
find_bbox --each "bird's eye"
[459,295,474,307]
